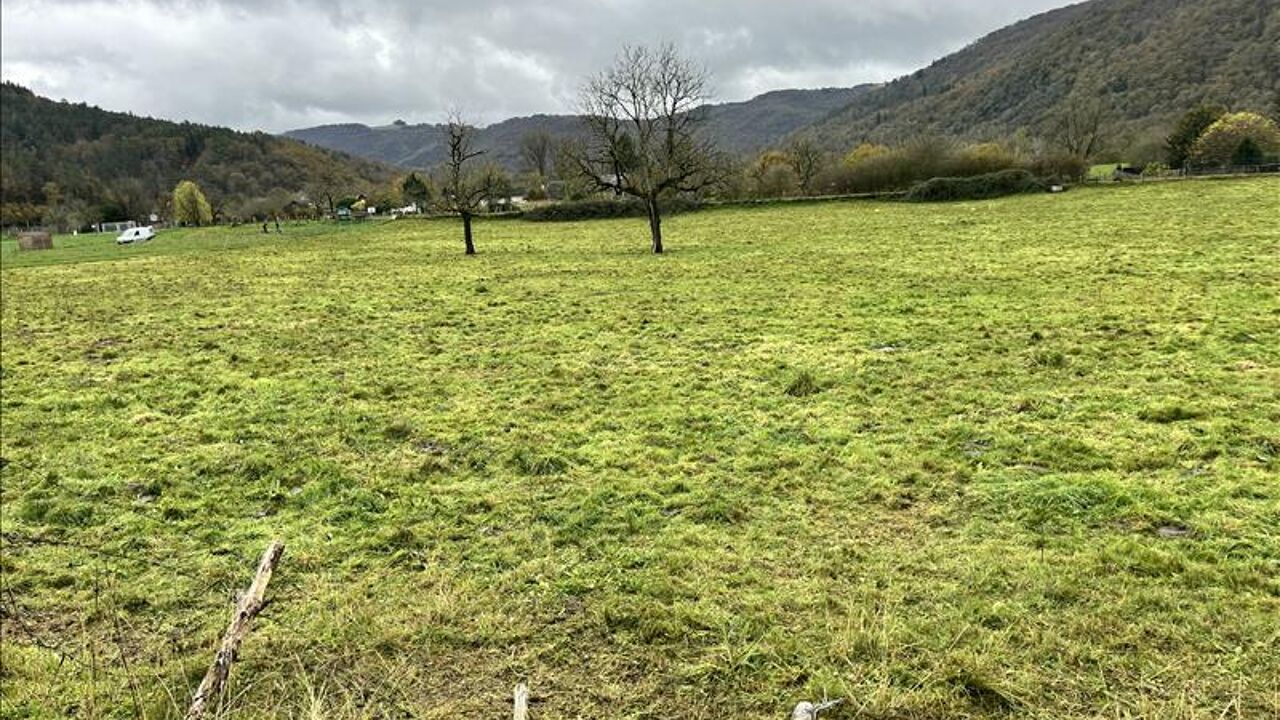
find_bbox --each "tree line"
[431,45,1279,256]
[8,44,1277,257]
[0,82,392,231]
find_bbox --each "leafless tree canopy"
[786,138,825,196]
[571,43,724,253]
[519,130,554,178]
[1050,97,1110,160]
[434,112,503,255]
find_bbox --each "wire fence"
[0,523,271,717]
[1084,163,1280,185]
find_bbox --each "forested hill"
[800,0,1279,149]
[284,86,873,170]
[0,82,394,226]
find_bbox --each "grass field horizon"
[2,179,1278,718]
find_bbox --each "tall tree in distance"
[572,44,724,254]
[109,178,150,221]
[434,113,498,255]
[1048,96,1110,160]
[786,138,824,196]
[747,150,799,198]
[1165,105,1226,169]
[400,172,432,211]
[519,130,554,179]
[173,180,213,226]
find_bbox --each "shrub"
[1188,112,1280,168]
[523,184,549,202]
[818,139,1028,195]
[815,136,954,194]
[1231,137,1265,166]
[843,143,890,166]
[1025,152,1089,184]
[521,196,702,222]
[904,169,1047,203]
[949,143,1020,177]
[747,151,801,199]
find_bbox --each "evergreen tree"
[1166,105,1226,169]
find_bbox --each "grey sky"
[1,0,1075,132]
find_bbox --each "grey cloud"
[1,0,1073,132]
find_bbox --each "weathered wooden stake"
[185,540,285,719]
[514,682,529,720]
[792,698,842,720]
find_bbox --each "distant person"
[261,220,269,234]
[275,217,282,234]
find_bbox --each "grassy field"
[2,178,1278,719]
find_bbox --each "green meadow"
[2,178,1278,719]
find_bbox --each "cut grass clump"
[948,668,1020,713]
[1138,403,1204,424]
[511,448,571,476]
[784,370,824,397]
[1030,348,1069,368]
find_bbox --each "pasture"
[1,178,1278,719]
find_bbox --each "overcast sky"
[1,0,1075,132]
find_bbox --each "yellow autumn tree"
[172,180,213,226]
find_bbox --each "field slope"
[2,179,1278,718]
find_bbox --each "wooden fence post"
[185,540,285,719]
[514,682,529,720]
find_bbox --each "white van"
[116,226,156,245]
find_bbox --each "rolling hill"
[0,82,395,227]
[798,0,1280,150]
[284,86,873,171]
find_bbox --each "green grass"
[2,179,1278,719]
[1088,163,1127,181]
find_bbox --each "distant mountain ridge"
[797,0,1279,149]
[288,0,1279,168]
[284,86,874,170]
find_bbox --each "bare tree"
[434,113,498,255]
[109,178,151,222]
[571,44,723,254]
[786,138,825,196]
[519,129,554,179]
[1049,97,1110,160]
[307,164,342,217]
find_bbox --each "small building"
[98,220,137,234]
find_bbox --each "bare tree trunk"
[646,196,663,254]
[463,213,476,255]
